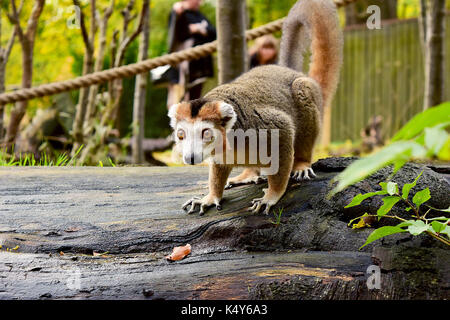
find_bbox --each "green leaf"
[360,226,407,249]
[415,122,450,145]
[431,221,446,234]
[345,190,387,208]
[407,220,429,235]
[412,188,431,208]
[393,159,407,174]
[396,220,414,228]
[427,216,450,221]
[386,182,398,195]
[437,137,450,160]
[402,171,423,199]
[440,226,450,238]
[329,142,427,197]
[425,205,450,213]
[424,127,449,155]
[392,102,450,142]
[377,196,401,218]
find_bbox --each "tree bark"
[100,0,147,128]
[83,1,115,137]
[4,0,45,149]
[418,0,427,51]
[71,0,96,155]
[0,5,18,141]
[216,0,247,85]
[132,0,150,164]
[80,0,147,165]
[422,0,446,109]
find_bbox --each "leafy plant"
[346,171,450,249]
[329,102,450,197]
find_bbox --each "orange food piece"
[166,244,191,261]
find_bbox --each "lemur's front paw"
[248,188,280,215]
[182,195,222,216]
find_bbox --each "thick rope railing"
[0,0,357,105]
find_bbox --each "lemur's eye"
[202,128,213,141]
[177,129,185,140]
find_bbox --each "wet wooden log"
[0,157,448,299]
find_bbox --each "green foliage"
[0,145,72,166]
[329,102,450,197]
[0,149,73,166]
[268,208,284,226]
[360,226,407,248]
[412,188,431,209]
[345,190,387,208]
[346,172,450,249]
[247,0,297,27]
[392,103,450,142]
[397,0,421,19]
[401,171,422,199]
[403,220,429,236]
[377,196,401,219]
[0,144,118,167]
[331,141,427,196]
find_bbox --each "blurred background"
[0,0,449,166]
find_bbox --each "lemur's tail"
[279,0,343,110]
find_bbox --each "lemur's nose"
[184,154,196,165]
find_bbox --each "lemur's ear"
[218,102,237,130]
[167,103,179,128]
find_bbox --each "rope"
[0,0,358,105]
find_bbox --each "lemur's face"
[168,99,237,165]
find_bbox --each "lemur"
[168,0,343,215]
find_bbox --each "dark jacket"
[167,9,216,84]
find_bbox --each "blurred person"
[248,35,279,69]
[166,0,216,108]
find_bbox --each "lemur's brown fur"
[171,0,343,215]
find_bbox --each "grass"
[0,145,116,167]
[269,208,284,226]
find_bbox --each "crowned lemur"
[168,0,343,215]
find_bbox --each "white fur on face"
[172,120,222,165]
[168,100,237,165]
[218,102,237,130]
[167,103,180,129]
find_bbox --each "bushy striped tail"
[279,0,343,110]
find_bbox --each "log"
[0,157,448,299]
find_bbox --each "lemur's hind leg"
[225,168,266,189]
[292,159,316,181]
[249,109,294,215]
[290,77,322,181]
